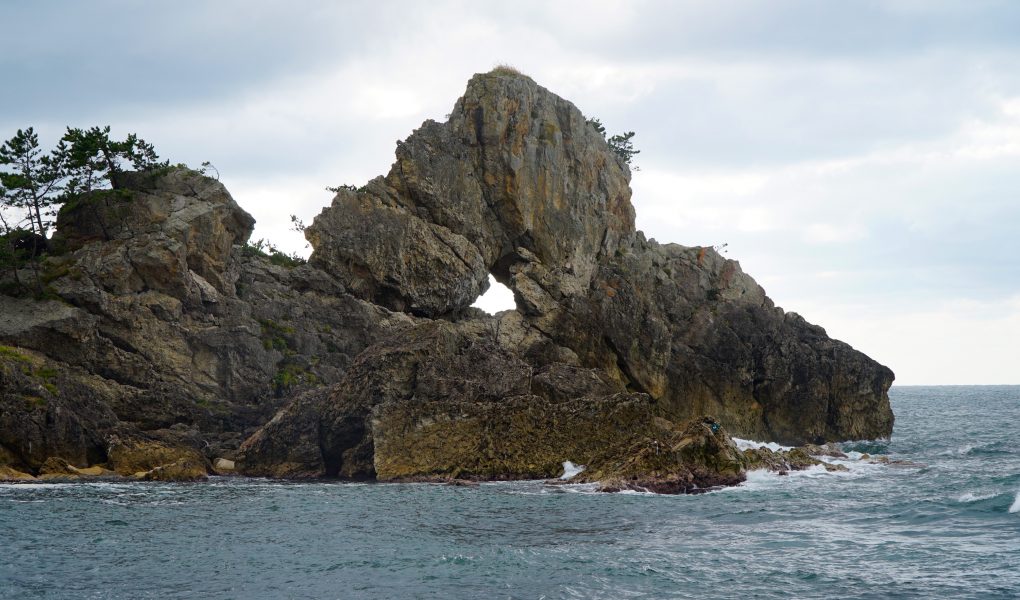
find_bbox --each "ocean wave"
[1010,491,1020,514]
[939,444,975,456]
[731,438,793,452]
[937,442,1013,458]
[839,440,891,455]
[556,483,601,495]
[958,491,998,503]
[0,482,80,490]
[717,464,851,493]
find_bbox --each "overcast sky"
[3,0,1018,384]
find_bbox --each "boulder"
[306,191,489,317]
[54,168,255,295]
[0,465,35,481]
[106,435,209,480]
[212,457,235,472]
[38,456,83,478]
[140,458,208,482]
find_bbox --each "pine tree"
[607,131,640,166]
[0,125,169,293]
[59,126,165,196]
[0,127,65,239]
[586,118,640,166]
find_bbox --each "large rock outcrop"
[1,69,893,489]
[1,168,413,478]
[241,69,893,483]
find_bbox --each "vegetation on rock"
[242,238,306,268]
[0,126,167,293]
[586,117,640,166]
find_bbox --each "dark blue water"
[2,386,1018,599]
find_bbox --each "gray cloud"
[3,0,1018,382]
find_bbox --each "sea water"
[2,386,1018,599]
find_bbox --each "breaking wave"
[731,438,793,452]
[958,491,998,503]
[560,461,585,480]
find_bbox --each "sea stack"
[0,69,894,489]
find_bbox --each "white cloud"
[4,1,1020,384]
[795,295,1020,385]
[803,222,866,244]
[472,277,516,314]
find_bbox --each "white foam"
[732,438,793,453]
[958,491,997,503]
[0,483,74,489]
[718,459,875,494]
[939,444,975,456]
[1010,491,1020,514]
[616,488,656,495]
[557,482,601,494]
[737,469,780,491]
[560,461,585,480]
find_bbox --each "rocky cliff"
[0,70,893,488]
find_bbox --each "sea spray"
[958,491,998,503]
[731,438,793,453]
[560,461,585,480]
[1010,490,1020,514]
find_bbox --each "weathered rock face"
[581,417,750,494]
[307,72,635,317]
[54,169,255,300]
[307,191,490,317]
[555,237,895,444]
[260,68,894,482]
[0,168,413,478]
[0,344,121,470]
[2,69,894,489]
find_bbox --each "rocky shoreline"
[1,425,887,492]
[0,70,894,493]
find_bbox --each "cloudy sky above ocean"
[3,0,1018,384]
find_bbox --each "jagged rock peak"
[306,69,636,317]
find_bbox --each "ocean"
[2,386,1018,599]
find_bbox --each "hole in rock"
[471,275,516,314]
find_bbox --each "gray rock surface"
[1,69,894,489]
[0,168,413,477]
[242,69,893,484]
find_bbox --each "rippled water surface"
[2,386,1019,599]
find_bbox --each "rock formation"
[0,69,894,490]
[1,169,413,479]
